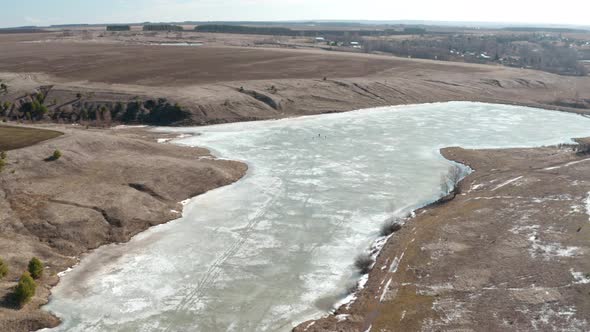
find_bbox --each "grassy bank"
[0,126,63,151]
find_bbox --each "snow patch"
[509,224,539,235]
[492,176,523,191]
[335,314,350,322]
[389,251,405,273]
[358,274,369,290]
[570,269,590,284]
[543,158,590,170]
[380,278,393,302]
[400,310,407,321]
[528,232,581,259]
[332,274,369,311]
[57,267,74,278]
[530,303,588,331]
[468,183,484,193]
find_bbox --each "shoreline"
[12,103,588,332]
[295,141,590,331]
[1,102,588,332]
[321,156,473,314]
[0,126,248,331]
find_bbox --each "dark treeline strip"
[143,24,183,31]
[194,24,428,37]
[107,25,131,31]
[502,27,588,33]
[0,28,50,34]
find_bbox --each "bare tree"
[440,165,463,196]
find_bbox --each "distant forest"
[143,24,183,31]
[362,33,588,76]
[194,24,427,37]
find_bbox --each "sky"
[1,0,589,28]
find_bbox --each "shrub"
[0,257,8,279]
[1,151,6,160]
[28,257,43,279]
[0,158,5,173]
[14,272,36,307]
[380,218,402,236]
[354,254,373,274]
[51,149,62,161]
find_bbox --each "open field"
[0,42,401,86]
[0,125,63,151]
[1,30,589,128]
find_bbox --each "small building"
[315,37,325,42]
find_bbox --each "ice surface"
[43,102,590,332]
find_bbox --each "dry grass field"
[0,126,63,151]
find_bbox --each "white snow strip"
[468,183,484,193]
[358,274,369,290]
[389,251,405,273]
[380,278,393,302]
[332,274,370,310]
[543,158,590,171]
[586,192,590,222]
[334,293,357,310]
[492,176,523,191]
[380,258,389,270]
[363,325,372,332]
[57,267,74,277]
[112,125,148,129]
[303,321,315,331]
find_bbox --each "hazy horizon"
[2,0,589,29]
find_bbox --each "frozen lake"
[43,102,590,331]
